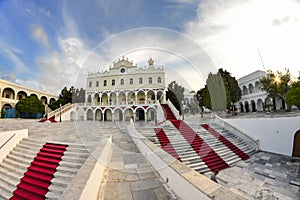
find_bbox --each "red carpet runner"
[202,124,250,160]
[10,143,68,200]
[171,120,229,172]
[160,103,229,172]
[161,104,177,120]
[153,128,182,162]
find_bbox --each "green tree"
[166,81,185,114]
[286,80,300,108]
[73,88,86,103]
[218,68,241,113]
[16,96,45,118]
[259,69,291,110]
[49,86,84,110]
[196,69,238,112]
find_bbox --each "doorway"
[292,130,300,157]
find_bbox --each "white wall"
[224,116,300,156]
[0,129,28,162]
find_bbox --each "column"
[135,92,138,104]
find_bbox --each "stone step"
[0,176,16,199]
[18,141,90,154]
[3,157,77,176]
[8,152,84,170]
[13,145,89,161]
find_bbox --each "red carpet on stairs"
[153,128,182,162]
[202,124,250,160]
[161,104,177,120]
[171,120,229,172]
[10,143,68,200]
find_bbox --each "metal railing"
[0,133,16,149]
[214,115,260,151]
[48,103,73,118]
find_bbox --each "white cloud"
[80,28,216,91]
[30,25,49,47]
[184,0,300,79]
[0,40,30,74]
[36,37,91,94]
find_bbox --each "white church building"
[235,70,286,113]
[74,57,166,121]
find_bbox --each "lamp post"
[59,103,62,122]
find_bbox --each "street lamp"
[59,103,62,122]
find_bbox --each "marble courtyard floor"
[1,117,300,199]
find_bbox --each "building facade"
[75,57,166,121]
[0,79,57,115]
[235,70,285,112]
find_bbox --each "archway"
[70,111,76,121]
[136,108,145,121]
[17,91,27,100]
[77,108,85,120]
[114,108,123,121]
[104,109,112,121]
[30,93,38,98]
[257,99,264,112]
[119,92,126,105]
[2,88,15,99]
[251,100,256,112]
[87,109,93,120]
[249,84,254,94]
[146,107,156,121]
[292,130,300,158]
[102,93,108,106]
[94,93,100,106]
[244,101,249,112]
[137,91,145,104]
[239,102,244,112]
[124,108,134,121]
[95,109,102,121]
[147,90,155,104]
[41,96,47,104]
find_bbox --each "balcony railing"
[80,100,157,107]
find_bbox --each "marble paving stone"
[125,164,138,169]
[130,178,161,191]
[132,189,158,200]
[138,172,156,180]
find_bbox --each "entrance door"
[292,130,300,157]
[138,109,145,121]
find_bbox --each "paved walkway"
[0,119,176,200]
[97,122,175,199]
[2,117,300,199]
[183,115,300,200]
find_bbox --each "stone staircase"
[138,104,257,174]
[144,121,256,174]
[0,138,90,199]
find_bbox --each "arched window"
[112,79,115,86]
[120,79,124,85]
[103,80,107,86]
[139,78,143,84]
[130,78,133,85]
[158,77,162,83]
[149,77,152,84]
[96,81,99,87]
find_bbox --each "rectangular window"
[89,81,92,87]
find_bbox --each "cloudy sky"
[1,0,300,93]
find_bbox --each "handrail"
[214,115,260,151]
[167,99,180,120]
[0,133,16,149]
[48,103,72,118]
[156,100,166,123]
